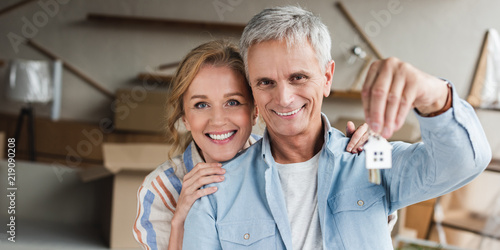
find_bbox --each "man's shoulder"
[223,138,264,167]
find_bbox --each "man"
[183,6,491,249]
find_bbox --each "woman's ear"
[182,115,191,131]
[252,106,259,126]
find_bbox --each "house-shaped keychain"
[364,134,393,184]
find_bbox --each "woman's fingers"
[183,162,223,184]
[345,122,369,153]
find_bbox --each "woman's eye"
[227,100,241,106]
[195,102,208,109]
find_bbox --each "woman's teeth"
[208,131,235,140]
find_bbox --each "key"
[364,131,393,185]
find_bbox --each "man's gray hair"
[239,6,332,76]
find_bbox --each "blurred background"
[0,0,499,249]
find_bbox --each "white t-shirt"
[276,152,323,250]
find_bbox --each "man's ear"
[182,115,191,131]
[252,106,259,126]
[323,60,335,97]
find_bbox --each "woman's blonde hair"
[165,40,251,161]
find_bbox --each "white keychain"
[364,132,393,185]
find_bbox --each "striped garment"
[133,136,259,250]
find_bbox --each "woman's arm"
[168,162,225,250]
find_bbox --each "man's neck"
[269,119,325,164]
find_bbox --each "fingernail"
[370,122,380,133]
[219,176,225,181]
[346,146,352,152]
[352,149,357,154]
[358,146,363,152]
[382,127,390,138]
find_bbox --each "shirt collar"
[184,136,259,172]
[261,113,332,165]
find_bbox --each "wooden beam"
[467,30,490,108]
[87,13,245,33]
[329,90,361,99]
[137,73,173,85]
[0,0,35,17]
[157,61,180,70]
[27,39,115,99]
[335,2,384,59]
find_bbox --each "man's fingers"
[395,84,418,132]
[368,59,397,134]
[362,61,381,125]
[381,69,405,138]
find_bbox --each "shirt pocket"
[327,185,392,249]
[217,219,276,249]
[328,185,386,214]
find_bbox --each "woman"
[133,40,369,250]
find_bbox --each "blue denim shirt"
[183,85,491,249]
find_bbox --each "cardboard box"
[114,88,169,133]
[81,142,174,248]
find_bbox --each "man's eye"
[195,102,208,109]
[292,75,306,81]
[259,80,272,86]
[227,100,240,106]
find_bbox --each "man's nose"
[275,82,294,107]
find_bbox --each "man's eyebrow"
[224,92,245,98]
[289,70,309,77]
[254,77,273,83]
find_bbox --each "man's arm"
[182,194,222,249]
[383,83,491,212]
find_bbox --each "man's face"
[247,39,334,139]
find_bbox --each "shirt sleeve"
[182,194,222,249]
[133,184,176,250]
[386,83,492,213]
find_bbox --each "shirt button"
[244,233,250,240]
[357,200,364,206]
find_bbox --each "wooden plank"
[487,158,500,173]
[157,61,180,70]
[27,39,114,99]
[87,13,245,33]
[0,0,35,17]
[329,90,362,99]
[137,73,173,84]
[467,30,490,107]
[335,1,384,59]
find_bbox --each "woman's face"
[182,65,256,163]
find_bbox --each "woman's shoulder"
[140,154,186,190]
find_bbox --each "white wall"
[1,0,499,129]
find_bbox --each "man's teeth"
[276,107,301,116]
[209,131,235,140]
